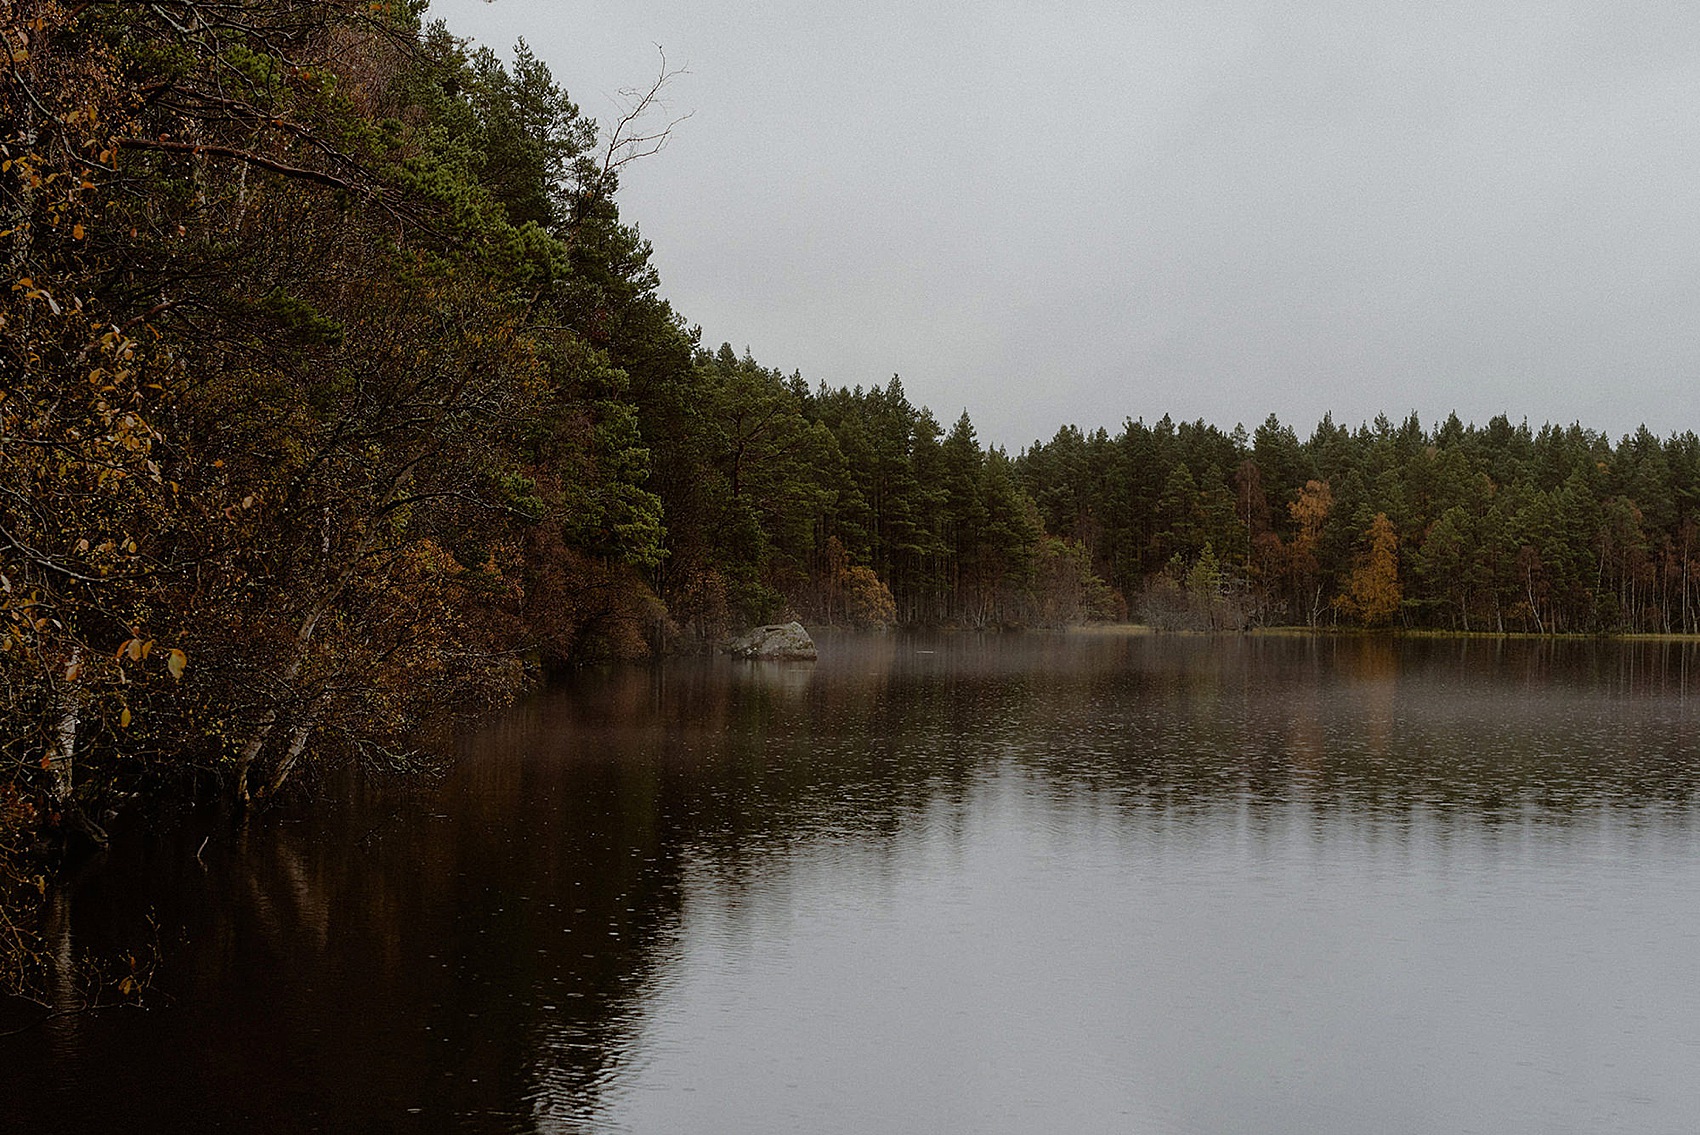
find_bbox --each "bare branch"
[601,46,692,181]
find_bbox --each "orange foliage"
[1336,513,1402,627]
[1288,479,1333,554]
[841,565,897,629]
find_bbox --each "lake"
[6,632,1700,1133]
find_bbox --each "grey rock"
[724,621,818,661]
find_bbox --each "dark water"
[7,632,1700,1133]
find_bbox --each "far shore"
[1062,623,1700,642]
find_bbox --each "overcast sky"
[428,0,1700,451]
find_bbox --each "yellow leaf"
[127,638,142,661]
[120,707,132,727]
[167,648,187,679]
[72,224,84,240]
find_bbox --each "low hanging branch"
[115,137,362,193]
[112,136,447,240]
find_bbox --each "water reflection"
[4,633,1700,1134]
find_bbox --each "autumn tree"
[1336,513,1402,627]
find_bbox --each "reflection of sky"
[608,778,1700,1135]
[502,635,1700,1133]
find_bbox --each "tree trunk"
[265,720,314,800]
[236,595,335,806]
[48,648,80,807]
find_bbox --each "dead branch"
[601,46,692,182]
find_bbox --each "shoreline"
[1062,623,1700,643]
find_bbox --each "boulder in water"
[724,621,818,661]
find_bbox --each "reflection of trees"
[1009,633,1700,819]
[2,753,695,1130]
[5,632,1700,1131]
[1,832,156,1058]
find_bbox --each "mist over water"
[7,633,1700,1133]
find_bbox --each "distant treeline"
[4,0,1699,848]
[1017,413,1700,636]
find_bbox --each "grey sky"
[429,0,1700,450]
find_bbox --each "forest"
[5,0,1700,869]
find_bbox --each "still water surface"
[7,632,1700,1133]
